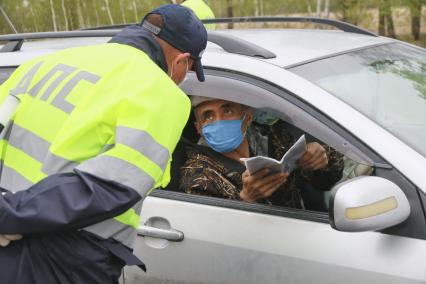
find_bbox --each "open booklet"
[240,135,307,174]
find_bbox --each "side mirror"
[329,176,410,232]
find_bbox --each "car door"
[124,71,426,284]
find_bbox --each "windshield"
[290,43,426,158]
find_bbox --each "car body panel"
[125,196,426,284]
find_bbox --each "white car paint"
[210,29,394,68]
[125,196,426,284]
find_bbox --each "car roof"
[0,28,394,68]
[207,29,394,68]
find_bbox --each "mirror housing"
[329,176,410,232]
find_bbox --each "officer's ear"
[173,53,191,69]
[169,52,191,84]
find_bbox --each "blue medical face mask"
[202,115,246,153]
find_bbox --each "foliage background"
[0,0,425,47]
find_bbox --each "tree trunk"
[132,0,138,23]
[382,0,395,38]
[82,0,89,27]
[76,0,85,28]
[93,0,100,27]
[119,1,126,24]
[306,0,313,16]
[324,0,330,18]
[104,0,114,25]
[28,0,39,32]
[68,1,76,30]
[316,0,322,17]
[341,0,349,22]
[254,0,259,17]
[49,0,58,31]
[386,12,396,38]
[60,0,69,30]
[378,1,386,36]
[378,0,395,37]
[227,0,233,29]
[409,0,422,40]
[0,6,18,33]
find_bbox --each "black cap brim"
[192,58,205,82]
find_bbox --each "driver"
[179,97,344,208]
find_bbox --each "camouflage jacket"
[179,121,344,208]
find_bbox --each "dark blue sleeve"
[0,169,142,234]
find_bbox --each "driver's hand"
[240,169,288,203]
[0,234,23,247]
[298,142,328,171]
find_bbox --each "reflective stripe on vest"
[76,155,155,195]
[7,123,50,163]
[116,126,170,172]
[83,200,143,248]
[0,162,33,191]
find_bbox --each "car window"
[290,43,426,158]
[0,67,15,85]
[175,73,377,213]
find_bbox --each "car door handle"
[137,225,184,242]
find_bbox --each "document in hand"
[240,135,307,174]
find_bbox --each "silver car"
[1,17,425,284]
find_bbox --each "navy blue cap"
[141,4,207,82]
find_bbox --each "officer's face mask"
[202,114,247,153]
[170,57,189,86]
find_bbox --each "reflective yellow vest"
[182,0,216,30]
[0,43,190,247]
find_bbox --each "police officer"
[172,0,216,29]
[0,4,207,284]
